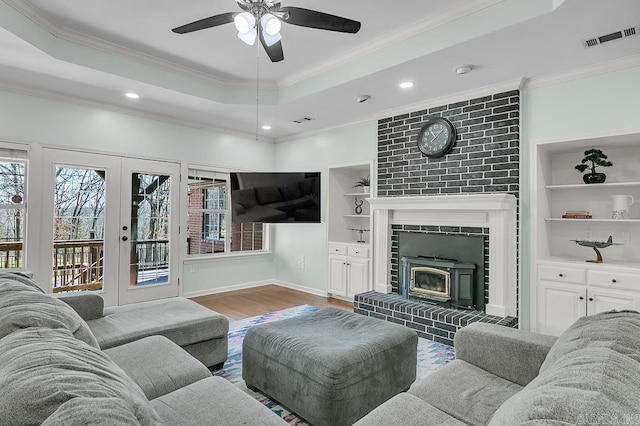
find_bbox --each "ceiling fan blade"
[172,12,235,34]
[279,7,361,34]
[260,32,284,62]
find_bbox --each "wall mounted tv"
[230,172,321,224]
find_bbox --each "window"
[187,169,265,256]
[0,148,27,270]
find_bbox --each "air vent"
[292,116,315,124]
[583,26,639,48]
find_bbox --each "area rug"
[214,305,455,424]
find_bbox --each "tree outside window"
[0,156,26,269]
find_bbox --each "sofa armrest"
[454,322,557,386]
[54,292,104,320]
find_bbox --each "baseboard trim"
[271,280,328,297]
[182,280,273,299]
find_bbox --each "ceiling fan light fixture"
[261,14,281,36]
[238,30,257,45]
[234,12,256,34]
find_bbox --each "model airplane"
[571,236,622,263]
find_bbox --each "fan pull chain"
[255,34,260,143]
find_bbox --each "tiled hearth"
[354,291,517,346]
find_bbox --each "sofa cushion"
[231,188,258,208]
[233,205,288,223]
[488,346,640,425]
[354,393,466,426]
[151,376,287,425]
[299,177,314,195]
[540,310,640,373]
[42,398,144,425]
[409,359,522,426]
[104,335,212,400]
[255,185,283,204]
[87,297,228,349]
[0,278,99,348]
[279,183,302,201]
[0,327,159,425]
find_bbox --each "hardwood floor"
[190,284,353,320]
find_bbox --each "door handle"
[122,236,128,241]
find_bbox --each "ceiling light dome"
[235,12,257,45]
[261,14,281,36]
[260,13,282,47]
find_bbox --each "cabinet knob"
[588,297,594,302]
[355,251,359,254]
[558,273,564,277]
[579,296,584,300]
[612,279,617,283]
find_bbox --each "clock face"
[417,118,456,158]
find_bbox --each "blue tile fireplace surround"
[354,291,517,346]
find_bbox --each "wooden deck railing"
[0,239,169,293]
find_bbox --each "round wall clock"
[417,117,457,158]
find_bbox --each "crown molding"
[279,0,503,88]
[1,0,272,90]
[275,117,375,144]
[373,78,524,120]
[0,82,275,143]
[524,54,640,90]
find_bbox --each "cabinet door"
[587,287,640,315]
[537,281,587,336]
[347,258,369,298]
[328,255,348,297]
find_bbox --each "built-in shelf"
[344,192,370,197]
[545,218,640,223]
[344,214,370,218]
[545,182,640,190]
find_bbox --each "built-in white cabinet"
[530,132,640,334]
[327,162,374,300]
[536,261,640,336]
[328,243,370,299]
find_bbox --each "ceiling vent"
[583,26,638,48]
[292,116,315,124]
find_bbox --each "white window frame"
[183,164,270,261]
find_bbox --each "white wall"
[271,122,378,293]
[0,88,276,294]
[520,64,640,328]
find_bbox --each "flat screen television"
[230,172,321,223]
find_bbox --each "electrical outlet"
[297,255,305,269]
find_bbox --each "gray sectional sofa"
[232,175,319,223]
[0,275,287,425]
[356,310,640,425]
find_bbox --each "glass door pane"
[129,172,171,287]
[52,166,106,293]
[119,157,179,305]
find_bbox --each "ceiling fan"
[172,0,361,62]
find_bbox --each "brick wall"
[377,90,519,197]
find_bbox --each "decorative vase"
[362,185,370,193]
[583,172,606,184]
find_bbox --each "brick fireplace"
[354,89,521,343]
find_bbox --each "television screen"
[230,172,321,223]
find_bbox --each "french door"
[43,149,180,306]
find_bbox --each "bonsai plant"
[353,176,371,193]
[575,148,612,184]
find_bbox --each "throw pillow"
[0,278,99,348]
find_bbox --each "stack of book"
[562,210,592,219]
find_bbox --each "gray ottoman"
[242,307,418,426]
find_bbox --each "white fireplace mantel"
[368,194,518,317]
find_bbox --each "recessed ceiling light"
[125,92,140,99]
[262,125,272,130]
[399,81,414,89]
